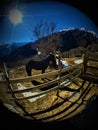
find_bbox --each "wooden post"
[57,50,62,96]
[3,62,9,78]
[83,51,89,72]
[2,63,37,119]
[2,62,17,99]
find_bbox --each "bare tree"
[50,22,56,34]
[33,20,43,39]
[33,20,56,40]
[44,20,50,36]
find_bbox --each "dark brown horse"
[26,53,58,76]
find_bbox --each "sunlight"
[8,9,23,25]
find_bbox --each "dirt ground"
[0,56,98,122]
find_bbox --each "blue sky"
[0,1,98,44]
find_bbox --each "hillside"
[1,28,98,67]
[35,28,98,54]
[0,43,18,59]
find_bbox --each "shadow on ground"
[0,96,98,130]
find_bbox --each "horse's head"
[49,52,58,69]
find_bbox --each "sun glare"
[8,9,23,25]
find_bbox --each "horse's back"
[27,60,38,67]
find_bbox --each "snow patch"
[17,83,45,102]
[74,59,83,64]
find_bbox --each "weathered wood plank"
[9,67,82,94]
[0,64,82,84]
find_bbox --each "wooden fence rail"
[0,63,83,101]
[10,67,82,101]
[0,63,82,84]
[12,67,82,94]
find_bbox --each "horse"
[25,53,58,76]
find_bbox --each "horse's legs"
[41,69,50,81]
[41,69,46,81]
[28,69,32,76]
[26,65,32,76]
[42,69,45,74]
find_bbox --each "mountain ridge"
[1,28,98,67]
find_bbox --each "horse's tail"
[25,63,32,76]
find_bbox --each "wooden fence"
[0,63,83,101]
[0,50,98,122]
[81,50,98,83]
